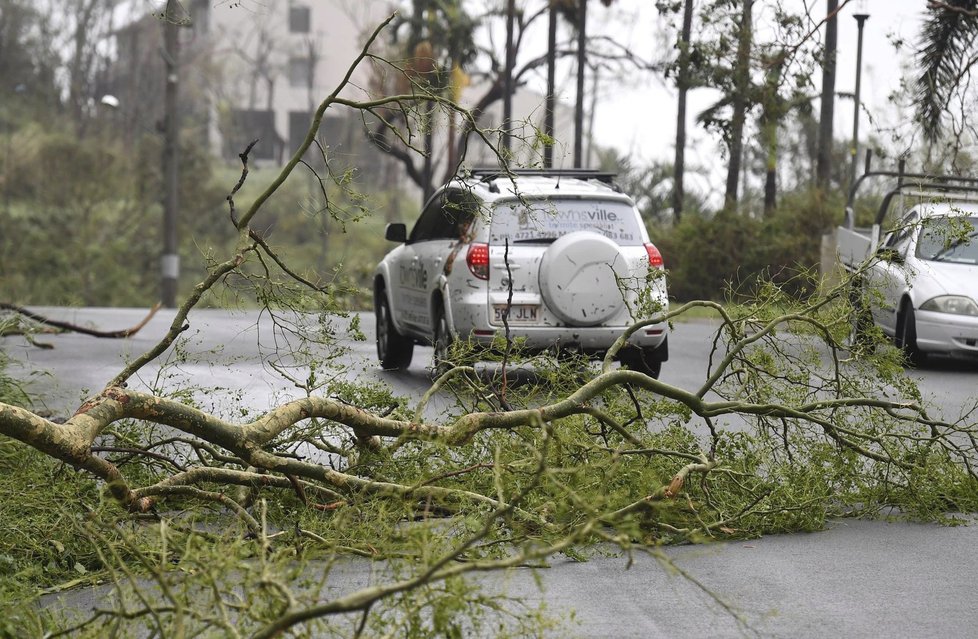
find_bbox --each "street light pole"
[850,11,869,189]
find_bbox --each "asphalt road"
[8,307,978,638]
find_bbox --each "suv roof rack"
[467,167,618,185]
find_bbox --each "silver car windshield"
[916,216,978,264]
[489,199,643,245]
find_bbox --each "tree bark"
[672,0,694,223]
[723,0,753,211]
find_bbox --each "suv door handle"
[492,263,521,269]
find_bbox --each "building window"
[226,109,281,161]
[288,56,311,88]
[289,111,312,154]
[289,111,344,164]
[289,5,310,33]
[190,0,210,34]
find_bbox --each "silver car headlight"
[920,295,978,316]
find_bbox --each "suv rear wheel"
[432,303,454,377]
[619,340,667,379]
[376,287,414,370]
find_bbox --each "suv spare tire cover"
[538,231,629,326]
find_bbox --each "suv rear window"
[488,199,643,245]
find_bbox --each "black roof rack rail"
[467,168,618,185]
[842,150,978,228]
[848,170,978,209]
[873,183,978,225]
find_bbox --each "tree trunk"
[761,59,784,217]
[672,0,694,223]
[764,165,776,216]
[423,101,434,204]
[816,0,838,191]
[502,0,515,153]
[69,0,102,136]
[723,0,752,211]
[544,3,557,168]
[574,0,587,167]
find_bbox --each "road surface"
[7,307,978,638]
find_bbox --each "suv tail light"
[466,243,489,279]
[644,243,664,268]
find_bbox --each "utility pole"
[161,0,180,308]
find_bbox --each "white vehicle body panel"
[858,201,978,358]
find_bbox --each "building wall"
[195,0,394,162]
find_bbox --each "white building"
[111,0,589,186]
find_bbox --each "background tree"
[815,0,838,191]
[0,0,61,114]
[722,0,753,209]
[670,0,695,222]
[914,0,978,164]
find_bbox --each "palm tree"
[723,0,753,210]
[914,0,978,142]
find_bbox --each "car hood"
[913,260,978,301]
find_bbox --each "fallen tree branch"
[0,302,162,339]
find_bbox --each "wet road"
[8,307,978,638]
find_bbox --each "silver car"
[373,169,669,376]
[863,201,978,364]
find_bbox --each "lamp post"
[850,10,869,189]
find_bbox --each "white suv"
[372,169,669,376]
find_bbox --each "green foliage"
[0,127,223,306]
[0,125,414,309]
[654,188,839,301]
[0,328,30,409]
[0,439,107,635]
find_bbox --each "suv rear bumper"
[447,286,668,353]
[449,308,668,354]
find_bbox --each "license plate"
[494,304,539,323]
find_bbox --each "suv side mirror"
[385,223,407,243]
